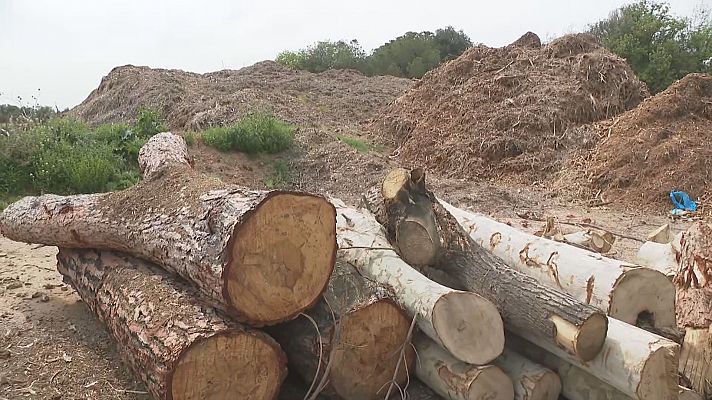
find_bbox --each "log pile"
[0,138,701,400]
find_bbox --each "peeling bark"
[56,248,286,400]
[494,349,561,400]
[0,132,337,326]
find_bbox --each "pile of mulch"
[70,61,412,131]
[567,73,712,213]
[369,32,648,182]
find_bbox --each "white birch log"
[494,349,561,400]
[333,198,504,364]
[510,317,679,400]
[440,198,675,329]
[414,334,514,400]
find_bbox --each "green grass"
[182,131,197,146]
[264,160,293,189]
[202,112,294,154]
[337,134,382,153]
[0,108,165,204]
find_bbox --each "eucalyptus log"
[333,198,504,364]
[405,380,444,400]
[494,349,561,400]
[0,132,337,326]
[414,333,514,400]
[366,168,608,362]
[563,229,616,253]
[509,317,679,400]
[636,241,678,278]
[673,223,712,398]
[56,248,286,400]
[440,198,675,330]
[269,261,415,400]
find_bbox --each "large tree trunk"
[332,198,504,364]
[494,349,561,400]
[439,198,675,330]
[56,248,286,400]
[673,222,712,398]
[413,333,514,400]
[0,132,337,326]
[366,169,608,362]
[268,261,415,400]
[509,317,679,400]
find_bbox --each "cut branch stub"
[57,248,286,400]
[0,132,337,326]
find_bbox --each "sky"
[0,0,705,109]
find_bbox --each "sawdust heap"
[370,33,648,181]
[573,73,712,212]
[70,61,412,130]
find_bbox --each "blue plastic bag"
[670,191,697,212]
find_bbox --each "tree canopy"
[590,0,712,93]
[275,26,472,79]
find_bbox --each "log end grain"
[169,331,287,400]
[637,338,680,400]
[329,299,416,400]
[609,267,676,329]
[551,313,608,362]
[225,193,337,325]
[432,291,504,364]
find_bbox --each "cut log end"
[432,291,505,364]
[609,268,676,329]
[225,193,336,325]
[637,342,680,400]
[381,168,410,201]
[461,367,514,400]
[170,331,286,400]
[397,218,438,265]
[552,313,607,362]
[329,300,415,399]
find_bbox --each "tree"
[367,32,442,78]
[434,26,473,61]
[276,40,366,73]
[590,0,712,93]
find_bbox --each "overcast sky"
[0,0,704,109]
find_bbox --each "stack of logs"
[0,132,703,400]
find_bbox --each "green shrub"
[202,113,294,154]
[183,131,197,146]
[337,135,370,152]
[135,108,167,138]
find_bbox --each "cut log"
[268,261,415,400]
[405,379,444,400]
[366,169,608,362]
[636,241,678,278]
[413,333,514,400]
[0,132,337,326]
[439,198,676,330]
[333,198,504,364]
[507,336,631,400]
[678,386,703,400]
[679,327,712,398]
[648,224,672,244]
[56,248,286,400]
[563,229,616,253]
[494,349,561,400]
[509,317,679,400]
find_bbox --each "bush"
[202,113,294,154]
[135,108,167,137]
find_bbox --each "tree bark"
[494,349,561,400]
[679,327,712,398]
[440,198,676,330]
[333,198,504,364]
[508,317,679,400]
[413,333,514,400]
[268,261,415,400]
[0,132,337,326]
[366,169,608,362]
[56,248,286,400]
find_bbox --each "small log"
[563,229,616,253]
[647,224,672,244]
[440,198,676,329]
[494,349,561,400]
[636,241,678,278]
[510,317,679,400]
[269,261,415,400]
[56,248,286,400]
[367,169,608,362]
[414,333,514,400]
[0,132,337,326]
[508,336,630,400]
[333,198,504,364]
